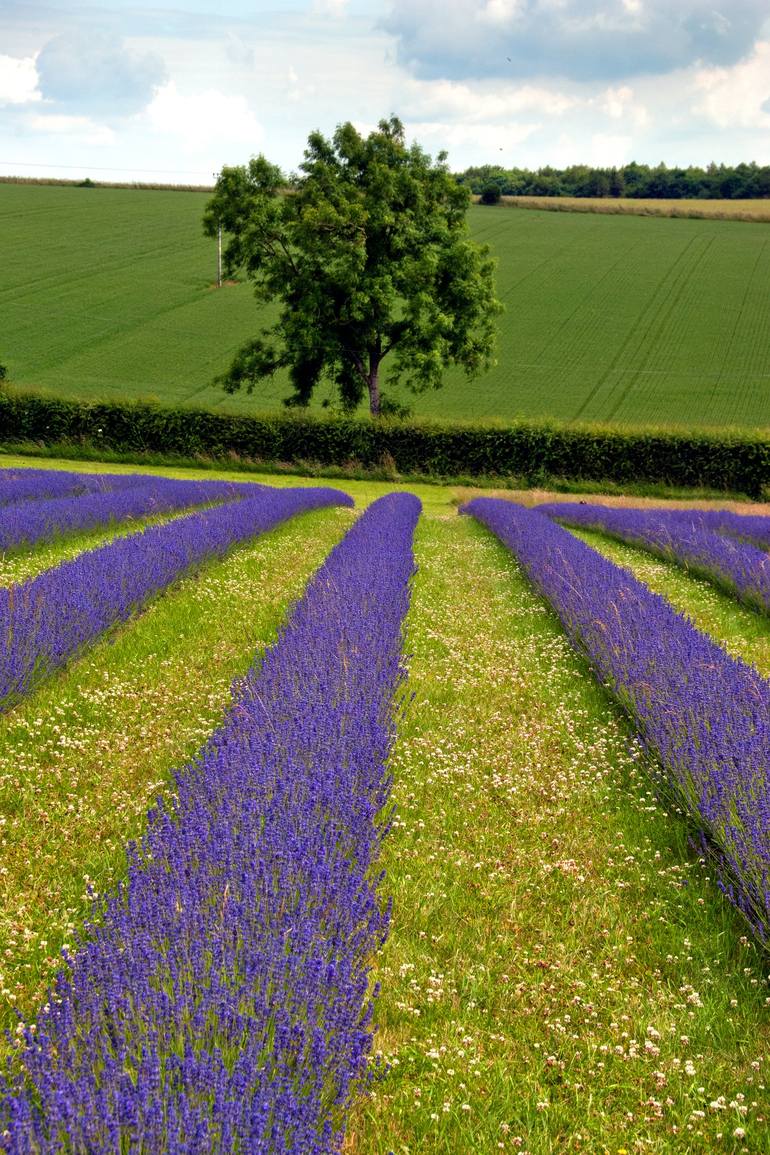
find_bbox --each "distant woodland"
[455,160,770,199]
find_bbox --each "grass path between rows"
[567,526,770,678]
[0,505,352,1046]
[349,514,770,1154]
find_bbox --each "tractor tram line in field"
[4,184,770,426]
[2,469,770,1151]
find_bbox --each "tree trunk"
[367,342,382,417]
[367,367,380,417]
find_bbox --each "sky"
[1,0,769,183]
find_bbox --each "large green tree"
[203,117,502,417]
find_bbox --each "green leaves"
[203,119,501,416]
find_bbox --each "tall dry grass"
[474,194,770,223]
[0,176,213,192]
[455,487,770,516]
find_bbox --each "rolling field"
[2,456,770,1151]
[2,182,770,429]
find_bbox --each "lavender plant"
[462,497,770,945]
[690,507,770,551]
[0,491,420,1154]
[0,478,258,553]
[0,485,351,712]
[0,468,146,507]
[538,501,770,615]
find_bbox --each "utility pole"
[213,170,222,288]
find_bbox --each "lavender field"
[1,461,770,1154]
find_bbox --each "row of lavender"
[463,498,770,944]
[1,493,420,1154]
[539,501,770,616]
[678,506,770,550]
[0,468,260,552]
[0,467,145,507]
[0,484,351,711]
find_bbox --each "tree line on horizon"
[456,160,770,200]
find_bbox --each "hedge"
[0,389,768,497]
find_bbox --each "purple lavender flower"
[0,485,352,712]
[462,497,770,945]
[0,478,260,553]
[0,467,144,507]
[537,501,770,615]
[1,491,420,1154]
[690,508,770,551]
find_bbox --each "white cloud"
[402,75,578,123]
[311,0,351,15]
[382,0,770,82]
[601,84,632,118]
[0,54,41,106]
[26,113,115,146]
[588,131,634,165]
[36,30,166,115]
[284,65,317,106]
[598,84,649,126]
[476,0,525,26]
[406,118,541,155]
[225,33,255,70]
[693,39,770,128]
[1,1,768,182]
[144,81,263,150]
[546,128,633,168]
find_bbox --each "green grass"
[2,459,770,1152]
[0,183,277,411]
[2,182,770,428]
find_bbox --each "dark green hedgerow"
[0,388,767,497]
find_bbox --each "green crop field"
[2,455,770,1151]
[2,181,769,428]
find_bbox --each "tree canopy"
[455,159,770,200]
[203,117,502,417]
